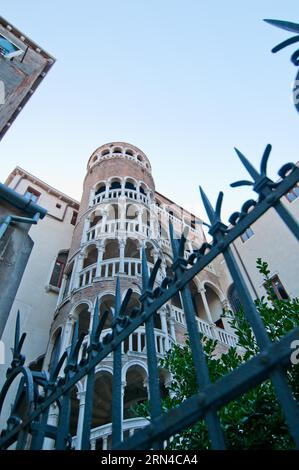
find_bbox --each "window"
[285,183,299,202]
[71,211,78,226]
[0,33,24,59]
[49,252,68,288]
[24,186,41,203]
[240,226,254,242]
[269,275,289,300]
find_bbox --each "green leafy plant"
[133,259,299,449]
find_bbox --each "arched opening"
[145,242,155,264]
[92,371,113,429]
[139,185,146,195]
[154,312,162,330]
[113,147,122,154]
[205,285,224,328]
[125,149,134,157]
[142,209,151,227]
[124,365,148,420]
[49,328,62,370]
[137,155,143,163]
[95,182,106,195]
[126,203,138,220]
[109,179,121,190]
[70,387,80,436]
[125,179,136,191]
[83,245,98,268]
[171,292,182,309]
[101,149,110,157]
[125,238,140,259]
[107,203,119,220]
[99,294,115,329]
[72,303,91,338]
[29,354,45,372]
[89,211,102,228]
[189,281,209,322]
[103,239,119,260]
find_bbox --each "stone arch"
[97,292,115,329]
[123,364,148,420]
[82,243,98,268]
[89,208,103,227]
[124,177,138,191]
[71,301,92,338]
[126,202,139,220]
[103,238,119,260]
[94,180,106,195]
[109,177,122,190]
[92,370,113,429]
[112,146,123,154]
[106,202,120,220]
[202,280,226,302]
[144,241,155,264]
[49,326,63,370]
[125,238,140,259]
[101,148,110,157]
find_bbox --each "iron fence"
[0,18,299,451]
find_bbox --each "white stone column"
[119,239,126,273]
[61,314,73,352]
[119,196,126,231]
[56,273,67,306]
[69,256,78,293]
[199,287,214,324]
[96,241,105,277]
[90,439,96,450]
[42,403,59,449]
[137,208,143,234]
[101,209,108,233]
[82,215,91,244]
[160,308,170,351]
[75,389,86,450]
[169,308,176,341]
[74,253,85,289]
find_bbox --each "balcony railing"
[76,258,164,289]
[78,263,97,288]
[172,306,238,347]
[72,417,149,450]
[86,219,151,241]
[99,326,174,357]
[93,189,150,206]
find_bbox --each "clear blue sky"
[1,1,299,223]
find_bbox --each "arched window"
[110,180,121,190]
[103,239,119,260]
[49,328,62,370]
[101,149,110,157]
[95,183,106,195]
[125,238,140,258]
[83,245,98,268]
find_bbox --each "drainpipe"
[0,212,41,240]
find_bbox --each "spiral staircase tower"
[44,142,237,450]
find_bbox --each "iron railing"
[0,18,299,451]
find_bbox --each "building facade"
[40,142,237,450]
[1,143,298,449]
